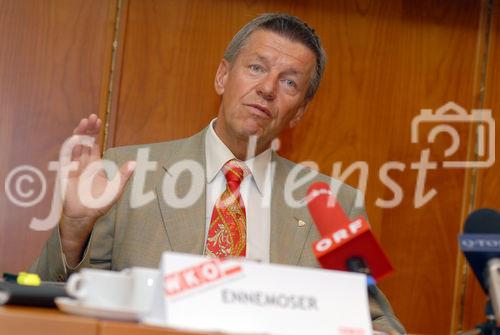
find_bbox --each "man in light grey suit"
[31,13,405,334]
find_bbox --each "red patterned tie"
[205,159,249,257]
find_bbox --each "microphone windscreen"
[464,208,500,234]
[307,182,350,236]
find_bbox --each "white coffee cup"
[120,267,159,312]
[66,268,133,308]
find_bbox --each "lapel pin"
[297,219,306,227]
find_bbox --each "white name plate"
[143,252,372,335]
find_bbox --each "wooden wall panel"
[0,0,488,333]
[110,0,224,146]
[461,0,500,331]
[0,0,117,273]
[110,1,483,333]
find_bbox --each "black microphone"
[460,208,500,293]
[459,208,500,333]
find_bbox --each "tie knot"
[223,159,249,186]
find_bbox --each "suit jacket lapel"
[151,132,314,263]
[155,129,207,255]
[270,154,313,265]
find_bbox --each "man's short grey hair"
[224,13,326,101]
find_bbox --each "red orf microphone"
[307,182,393,281]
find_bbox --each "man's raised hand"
[59,114,136,267]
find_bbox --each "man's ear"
[214,59,230,95]
[289,102,308,128]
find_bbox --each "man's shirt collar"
[205,118,271,194]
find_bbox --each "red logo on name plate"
[164,258,242,297]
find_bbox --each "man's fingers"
[96,118,102,130]
[87,114,101,135]
[106,161,136,203]
[89,142,101,161]
[117,161,137,191]
[68,115,101,171]
[91,160,134,208]
[71,144,82,162]
[68,145,83,178]
[72,114,101,136]
[119,161,137,184]
[82,142,91,156]
[73,118,88,135]
[79,145,90,171]
[88,113,97,126]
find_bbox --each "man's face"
[214,29,316,147]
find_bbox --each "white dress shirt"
[204,119,273,262]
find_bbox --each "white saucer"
[55,297,146,321]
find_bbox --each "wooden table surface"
[0,305,214,335]
[0,305,430,335]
